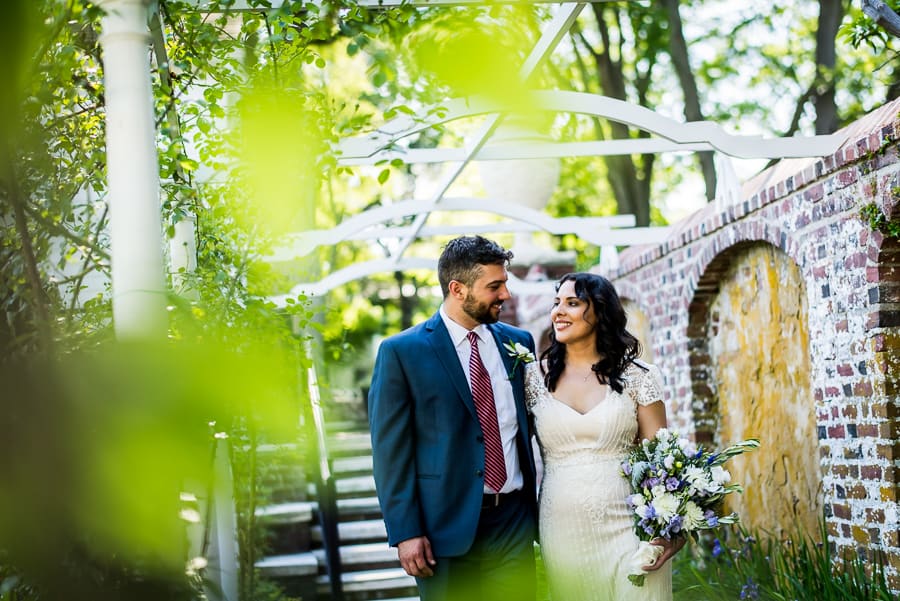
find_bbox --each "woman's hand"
[643,536,686,571]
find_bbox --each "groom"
[368,235,538,601]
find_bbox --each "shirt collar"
[439,304,491,348]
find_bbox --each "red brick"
[853,380,874,396]
[832,503,852,519]
[861,465,883,480]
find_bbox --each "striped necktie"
[467,331,507,492]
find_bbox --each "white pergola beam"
[338,140,713,165]
[270,257,558,303]
[338,91,847,162]
[269,224,669,261]
[268,196,635,259]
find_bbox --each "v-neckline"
[549,390,612,416]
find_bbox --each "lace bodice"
[525,361,664,464]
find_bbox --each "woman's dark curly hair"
[540,272,643,394]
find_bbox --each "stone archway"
[688,242,822,537]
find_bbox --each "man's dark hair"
[437,236,513,297]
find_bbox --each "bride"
[525,272,684,601]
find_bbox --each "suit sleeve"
[367,340,423,546]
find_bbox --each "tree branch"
[863,0,900,38]
[67,204,108,315]
[4,157,53,350]
[22,203,110,262]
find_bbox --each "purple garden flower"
[665,477,680,491]
[711,538,723,558]
[740,577,759,600]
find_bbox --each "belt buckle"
[490,492,500,507]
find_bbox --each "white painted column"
[98,0,167,338]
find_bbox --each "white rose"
[626,541,665,579]
[651,484,667,499]
[628,493,646,507]
[655,428,670,441]
[652,492,679,519]
[710,466,731,485]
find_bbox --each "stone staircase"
[255,421,419,601]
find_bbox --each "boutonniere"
[503,339,535,380]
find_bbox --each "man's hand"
[643,536,686,571]
[397,536,437,578]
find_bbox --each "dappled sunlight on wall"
[706,244,822,537]
[622,299,653,364]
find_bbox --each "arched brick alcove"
[687,241,821,536]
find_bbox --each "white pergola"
[96,0,847,326]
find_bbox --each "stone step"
[333,454,374,475]
[336,496,382,519]
[316,567,417,596]
[256,501,316,524]
[312,518,387,544]
[312,542,399,571]
[328,431,373,457]
[255,551,319,578]
[256,497,382,528]
[307,474,376,499]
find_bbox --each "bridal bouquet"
[621,428,760,586]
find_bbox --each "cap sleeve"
[524,362,544,412]
[635,363,665,407]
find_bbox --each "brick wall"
[611,99,900,589]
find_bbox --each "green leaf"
[377,169,390,184]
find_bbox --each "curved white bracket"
[270,257,557,304]
[268,197,637,260]
[337,90,846,162]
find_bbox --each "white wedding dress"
[525,362,672,601]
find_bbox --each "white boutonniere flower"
[502,340,535,380]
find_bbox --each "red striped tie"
[467,331,507,493]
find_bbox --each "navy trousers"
[415,491,536,601]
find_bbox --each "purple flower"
[740,577,759,600]
[668,515,683,533]
[665,477,680,491]
[622,462,632,475]
[647,477,661,488]
[711,538,723,558]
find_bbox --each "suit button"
[476,435,483,443]
[475,469,483,477]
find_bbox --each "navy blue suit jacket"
[368,312,538,557]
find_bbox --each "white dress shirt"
[439,305,523,494]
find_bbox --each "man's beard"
[463,292,500,324]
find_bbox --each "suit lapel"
[425,313,478,420]
[488,324,528,421]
